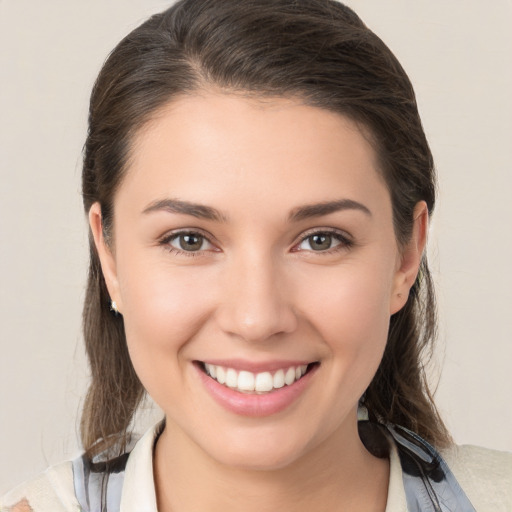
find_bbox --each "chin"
[195,422,321,472]
[215,442,306,472]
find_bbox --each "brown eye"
[180,234,203,251]
[308,234,332,251]
[295,231,349,253]
[169,233,209,252]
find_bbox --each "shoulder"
[0,461,79,512]
[383,423,511,511]
[441,443,512,511]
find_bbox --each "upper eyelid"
[159,227,217,244]
[294,227,352,243]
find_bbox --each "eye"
[163,231,216,253]
[295,230,352,253]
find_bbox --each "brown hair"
[81,0,450,457]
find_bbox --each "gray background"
[1,0,511,493]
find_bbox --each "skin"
[9,500,32,512]
[90,92,427,512]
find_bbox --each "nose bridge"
[216,248,297,342]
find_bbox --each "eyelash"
[158,228,354,258]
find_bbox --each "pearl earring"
[110,299,119,315]
[357,403,369,421]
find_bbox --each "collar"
[119,421,163,512]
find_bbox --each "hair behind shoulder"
[81,0,451,458]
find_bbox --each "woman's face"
[91,93,424,470]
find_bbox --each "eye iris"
[179,234,203,251]
[309,234,331,251]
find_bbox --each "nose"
[215,254,298,343]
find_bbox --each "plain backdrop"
[1,0,511,493]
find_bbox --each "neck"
[153,418,389,512]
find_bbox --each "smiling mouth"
[197,361,319,394]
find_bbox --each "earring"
[357,393,368,421]
[110,299,120,315]
[357,400,369,421]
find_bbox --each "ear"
[88,202,122,313]
[390,201,429,315]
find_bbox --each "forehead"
[119,92,390,218]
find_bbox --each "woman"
[2,0,511,511]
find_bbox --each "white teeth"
[226,368,238,388]
[273,369,285,389]
[284,367,296,386]
[238,371,255,391]
[204,363,311,394]
[255,372,273,392]
[216,366,226,384]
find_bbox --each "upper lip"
[197,359,317,373]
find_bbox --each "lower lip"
[194,363,318,417]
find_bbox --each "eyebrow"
[142,197,371,223]
[142,198,228,222]
[288,199,372,222]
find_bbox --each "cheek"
[115,250,216,365]
[295,261,394,383]
[298,259,394,338]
